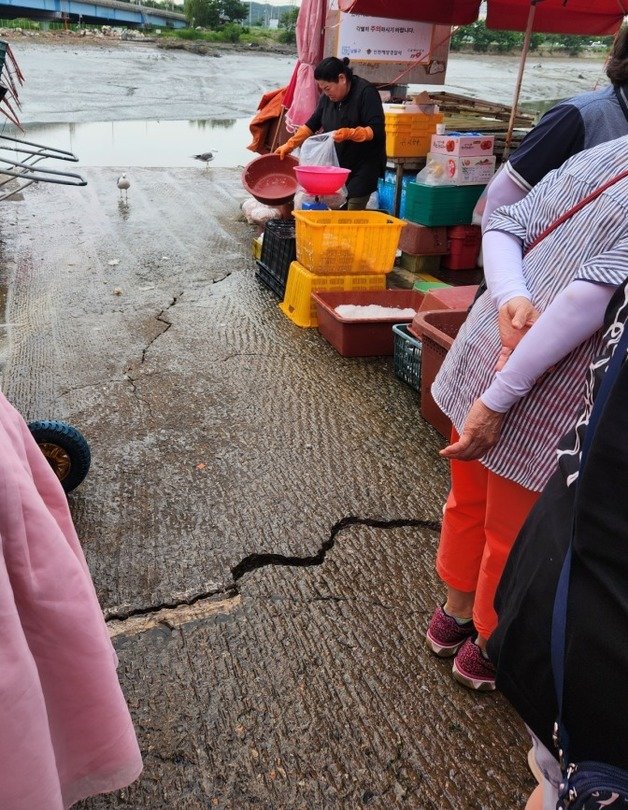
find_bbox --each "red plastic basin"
[294,165,350,196]
[242,154,300,206]
[411,308,468,437]
[311,290,424,357]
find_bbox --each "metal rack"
[0,133,86,202]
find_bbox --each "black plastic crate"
[256,219,296,298]
[255,261,285,298]
[392,322,422,390]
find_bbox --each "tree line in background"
[15,5,609,54]
[451,20,613,55]
[181,0,297,38]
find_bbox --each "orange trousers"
[436,449,540,640]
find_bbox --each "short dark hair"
[314,56,354,83]
[606,25,628,86]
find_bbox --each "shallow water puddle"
[10,117,257,168]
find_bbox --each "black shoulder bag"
[551,323,628,809]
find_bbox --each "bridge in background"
[0,0,187,28]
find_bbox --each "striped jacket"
[432,135,628,491]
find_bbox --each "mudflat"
[7,31,608,128]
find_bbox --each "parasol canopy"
[487,0,627,36]
[333,0,626,156]
[336,0,626,36]
[337,0,480,26]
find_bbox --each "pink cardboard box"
[430,132,495,157]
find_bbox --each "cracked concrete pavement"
[0,165,536,808]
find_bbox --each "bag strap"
[526,169,628,256]
[550,323,628,765]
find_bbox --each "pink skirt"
[0,392,142,808]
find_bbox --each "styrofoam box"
[430,132,495,157]
[427,153,496,186]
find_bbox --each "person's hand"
[333,128,353,142]
[496,296,540,371]
[275,142,293,160]
[332,126,373,143]
[275,125,313,159]
[439,400,505,461]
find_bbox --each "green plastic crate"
[412,280,451,293]
[405,182,485,227]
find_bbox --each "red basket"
[442,225,481,271]
[311,290,424,356]
[398,222,448,256]
[411,309,468,437]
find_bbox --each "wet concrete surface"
[0,166,535,807]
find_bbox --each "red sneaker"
[452,637,496,691]
[426,605,476,657]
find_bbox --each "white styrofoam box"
[426,153,496,186]
[430,132,495,157]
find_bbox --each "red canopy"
[487,0,627,36]
[336,0,626,35]
[337,0,481,26]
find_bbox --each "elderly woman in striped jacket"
[425,134,628,691]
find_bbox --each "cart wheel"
[28,420,91,493]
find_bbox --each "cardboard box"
[426,153,496,186]
[430,132,495,157]
[323,8,451,86]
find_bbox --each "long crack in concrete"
[106,515,441,637]
[122,293,182,415]
[140,294,180,364]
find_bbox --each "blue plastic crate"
[377,172,414,218]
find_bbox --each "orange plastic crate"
[278,261,387,328]
[292,210,405,275]
[385,112,444,158]
[386,131,434,158]
[384,111,444,131]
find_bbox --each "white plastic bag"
[298,132,340,168]
[416,159,454,186]
[296,132,347,205]
[365,191,379,210]
[241,196,285,226]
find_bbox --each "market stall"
[242,0,625,435]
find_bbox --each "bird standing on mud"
[117,173,130,200]
[192,152,216,168]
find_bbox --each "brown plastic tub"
[311,290,424,357]
[411,309,468,437]
[242,154,299,206]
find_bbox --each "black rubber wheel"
[28,420,91,493]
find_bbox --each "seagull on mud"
[117,173,130,201]
[192,151,217,168]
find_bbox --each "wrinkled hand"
[275,143,293,160]
[439,400,505,461]
[495,296,540,371]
